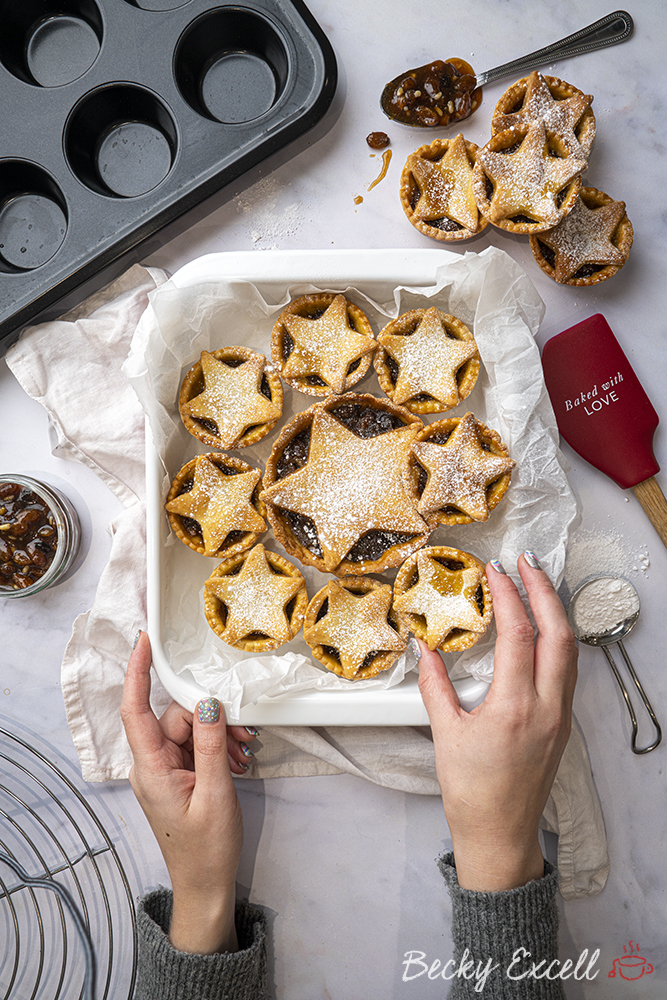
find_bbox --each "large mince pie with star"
[179,346,283,449]
[304,576,408,681]
[165,453,266,559]
[271,293,376,397]
[260,393,430,576]
[393,546,493,652]
[472,121,584,234]
[203,543,308,652]
[529,186,633,286]
[405,413,515,527]
[374,307,480,414]
[400,134,489,241]
[492,72,595,160]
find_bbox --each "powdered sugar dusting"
[563,527,650,594]
[570,577,639,637]
[307,582,404,672]
[380,308,477,407]
[188,351,280,444]
[281,295,374,392]
[263,409,427,571]
[234,177,302,246]
[414,414,514,520]
[493,72,593,158]
[538,196,626,281]
[478,123,582,227]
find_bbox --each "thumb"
[416,639,461,725]
[192,698,234,794]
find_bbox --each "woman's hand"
[121,631,258,953]
[417,553,577,892]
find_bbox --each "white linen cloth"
[6,262,609,900]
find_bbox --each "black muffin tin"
[0,0,336,350]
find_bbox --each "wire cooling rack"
[0,724,137,1000]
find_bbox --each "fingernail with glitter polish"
[409,636,422,662]
[523,551,542,570]
[197,698,220,724]
[132,629,142,650]
[489,559,506,575]
[240,742,254,758]
[245,726,259,737]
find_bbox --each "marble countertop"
[2,0,667,995]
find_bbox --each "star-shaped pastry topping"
[412,413,515,521]
[493,72,593,158]
[185,351,281,447]
[204,544,305,647]
[393,550,488,650]
[378,307,478,408]
[536,195,627,282]
[281,295,376,394]
[305,581,406,678]
[165,456,265,555]
[261,408,427,573]
[408,135,479,231]
[476,122,584,227]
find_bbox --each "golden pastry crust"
[393,546,493,652]
[203,543,308,652]
[304,576,408,680]
[472,122,583,234]
[405,414,514,527]
[374,307,480,414]
[165,453,266,558]
[400,135,489,241]
[529,186,633,286]
[261,393,430,576]
[271,293,376,397]
[492,72,595,159]
[179,346,283,449]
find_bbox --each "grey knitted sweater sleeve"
[438,852,565,999]
[134,889,267,1000]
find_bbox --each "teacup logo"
[608,941,653,981]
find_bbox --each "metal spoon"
[380,10,634,128]
[568,577,662,755]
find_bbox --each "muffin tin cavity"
[175,8,288,123]
[65,86,177,198]
[124,0,192,9]
[0,0,103,87]
[0,163,68,272]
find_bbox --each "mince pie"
[304,576,407,680]
[393,546,492,651]
[261,393,430,576]
[204,543,307,652]
[530,186,633,285]
[271,293,376,396]
[405,413,515,527]
[165,453,266,558]
[472,122,584,233]
[400,134,489,241]
[492,72,595,160]
[375,307,479,414]
[179,346,282,449]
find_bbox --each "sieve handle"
[602,642,662,754]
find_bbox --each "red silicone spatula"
[542,313,667,549]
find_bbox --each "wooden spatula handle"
[631,476,667,549]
